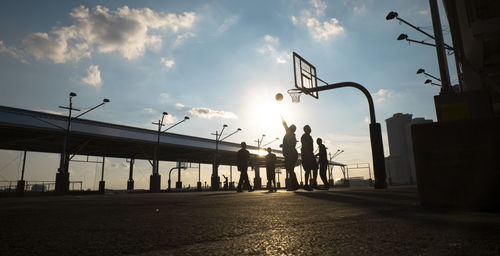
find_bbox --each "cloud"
[353,5,367,15]
[175,103,187,110]
[163,114,178,124]
[292,0,345,41]
[264,35,279,43]
[419,10,429,15]
[258,35,289,64]
[217,15,239,34]
[0,40,26,62]
[173,32,195,47]
[143,108,156,114]
[160,57,175,68]
[311,0,327,16]
[160,93,170,99]
[20,5,197,63]
[81,64,102,87]
[35,109,65,115]
[188,107,237,119]
[373,89,394,103]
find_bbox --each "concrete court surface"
[1,186,500,256]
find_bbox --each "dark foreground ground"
[1,186,500,256]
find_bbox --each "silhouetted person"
[265,147,277,192]
[301,125,317,190]
[316,138,330,190]
[237,142,253,192]
[281,115,299,190]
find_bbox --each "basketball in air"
[275,93,283,101]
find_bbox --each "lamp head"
[223,124,228,128]
[424,79,432,84]
[103,98,110,103]
[184,116,190,120]
[397,34,408,40]
[69,92,77,97]
[416,68,425,74]
[237,128,241,131]
[386,11,398,20]
[162,112,168,116]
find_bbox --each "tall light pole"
[211,125,241,190]
[150,114,189,192]
[55,93,110,194]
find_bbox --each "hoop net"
[287,89,302,103]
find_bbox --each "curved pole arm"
[304,82,376,124]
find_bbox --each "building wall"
[385,113,433,185]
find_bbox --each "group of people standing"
[235,115,330,192]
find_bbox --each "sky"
[0,0,457,190]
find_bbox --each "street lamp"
[417,68,441,82]
[424,79,442,86]
[55,92,110,194]
[386,6,458,94]
[211,125,241,190]
[151,113,190,192]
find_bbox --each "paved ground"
[1,186,500,255]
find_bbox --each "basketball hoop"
[287,89,302,103]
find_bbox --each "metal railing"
[0,181,83,192]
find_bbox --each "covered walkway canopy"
[0,106,344,169]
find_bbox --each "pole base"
[16,180,25,196]
[55,172,70,195]
[150,174,161,192]
[211,175,220,190]
[175,181,182,189]
[98,181,105,194]
[197,181,202,190]
[127,180,134,190]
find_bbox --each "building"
[385,113,433,185]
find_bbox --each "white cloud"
[310,0,327,16]
[306,17,345,41]
[143,108,156,114]
[292,0,345,41]
[81,64,102,87]
[20,5,197,63]
[188,107,237,119]
[373,89,393,103]
[0,40,26,62]
[160,57,175,68]
[35,109,65,115]
[217,15,239,34]
[173,32,195,47]
[264,35,279,43]
[258,35,289,64]
[419,10,429,15]
[160,93,170,99]
[353,5,367,15]
[163,114,178,124]
[175,103,187,110]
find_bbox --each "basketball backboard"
[293,52,318,99]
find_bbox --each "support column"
[175,166,182,189]
[16,151,27,196]
[211,164,220,190]
[229,165,234,190]
[197,163,202,190]
[55,153,70,195]
[253,166,262,189]
[127,158,134,190]
[150,159,161,192]
[98,156,105,194]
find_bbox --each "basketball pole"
[303,82,388,189]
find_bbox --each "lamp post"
[386,6,458,93]
[55,93,110,194]
[211,125,241,190]
[150,114,189,192]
